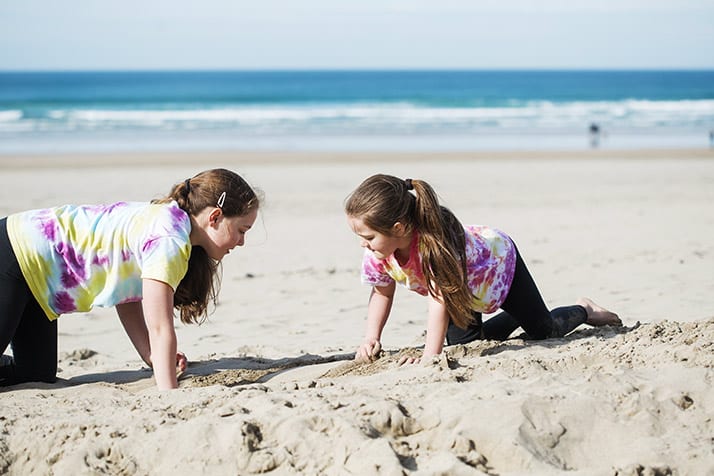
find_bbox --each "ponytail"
[410,180,473,329]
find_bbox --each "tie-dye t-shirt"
[7,201,192,320]
[361,226,516,313]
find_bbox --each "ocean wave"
[0,110,22,121]
[1,100,712,134]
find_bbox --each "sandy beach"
[1,149,713,475]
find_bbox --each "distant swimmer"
[589,123,601,148]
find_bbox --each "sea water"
[1,70,712,153]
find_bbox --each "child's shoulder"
[464,224,497,234]
[463,224,512,243]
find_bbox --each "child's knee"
[13,360,57,384]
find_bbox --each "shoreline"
[1,147,712,169]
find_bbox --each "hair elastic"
[184,179,191,193]
[217,192,226,208]
[404,178,414,190]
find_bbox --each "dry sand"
[1,149,713,475]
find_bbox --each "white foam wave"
[1,100,712,135]
[0,110,22,121]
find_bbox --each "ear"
[208,207,223,227]
[392,221,407,236]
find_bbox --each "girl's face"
[347,215,410,260]
[204,208,258,260]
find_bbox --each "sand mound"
[3,319,711,475]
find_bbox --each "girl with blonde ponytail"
[345,174,620,364]
[1,168,259,389]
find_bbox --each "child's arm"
[424,292,449,358]
[116,301,152,367]
[397,291,449,366]
[141,278,182,390]
[117,300,188,382]
[356,281,396,361]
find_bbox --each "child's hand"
[148,352,187,372]
[174,352,189,383]
[397,355,419,366]
[176,351,188,373]
[355,339,382,362]
[398,352,438,366]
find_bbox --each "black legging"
[0,217,58,386]
[446,244,587,344]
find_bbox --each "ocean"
[1,70,713,154]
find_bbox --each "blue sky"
[1,0,713,71]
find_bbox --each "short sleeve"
[360,249,393,288]
[140,236,191,290]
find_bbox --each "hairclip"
[217,192,226,208]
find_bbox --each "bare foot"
[577,297,622,327]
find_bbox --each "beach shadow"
[1,327,634,391]
[456,323,635,359]
[65,368,155,386]
[0,367,154,392]
[0,352,357,392]
[180,352,355,388]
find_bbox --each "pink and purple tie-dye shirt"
[361,226,516,313]
[7,201,192,320]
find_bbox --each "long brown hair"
[154,168,260,324]
[345,174,473,329]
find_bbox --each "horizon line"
[2,67,714,74]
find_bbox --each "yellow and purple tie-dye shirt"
[7,201,192,320]
[361,225,516,313]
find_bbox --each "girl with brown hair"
[1,168,259,389]
[345,174,620,364]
